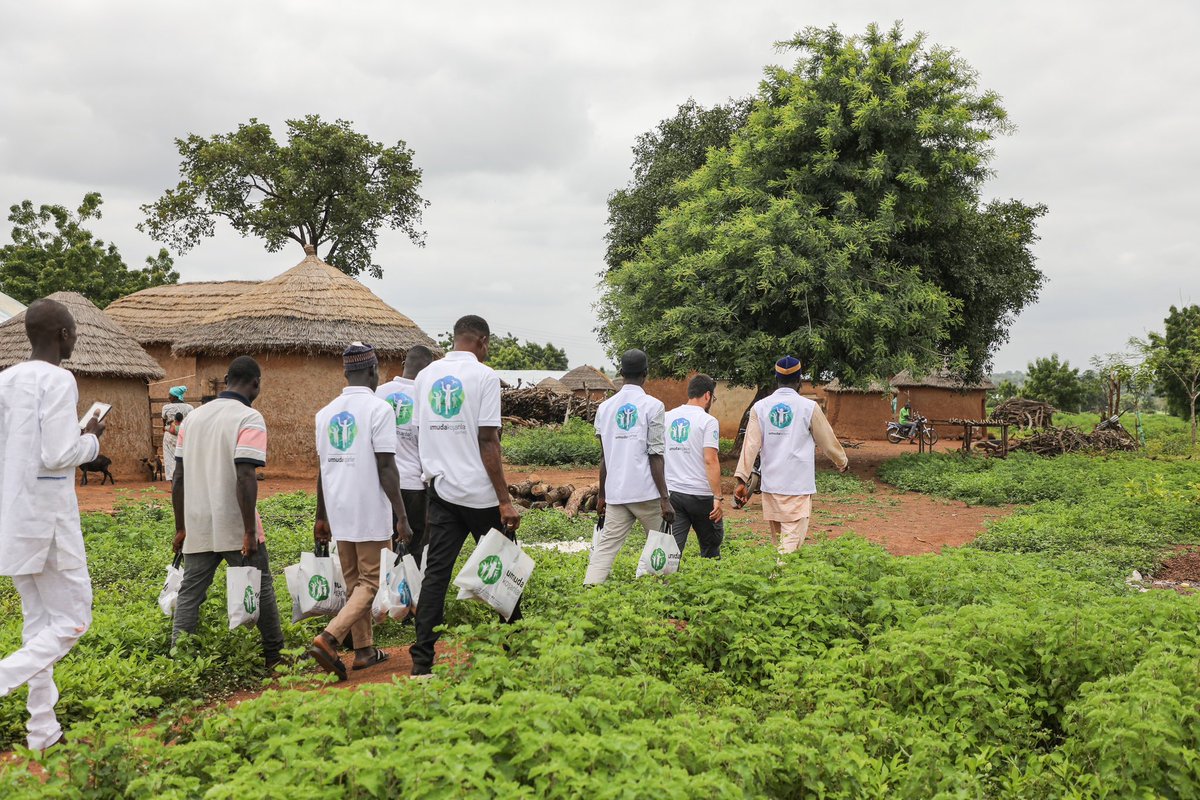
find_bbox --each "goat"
[79,455,114,486]
[140,456,164,482]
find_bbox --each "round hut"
[537,376,571,395]
[171,246,440,473]
[0,291,165,479]
[890,369,996,439]
[560,365,616,401]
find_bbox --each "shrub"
[502,418,601,466]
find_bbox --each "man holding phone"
[409,315,521,677]
[0,298,106,752]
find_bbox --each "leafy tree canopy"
[437,331,569,371]
[1023,354,1088,412]
[599,23,1046,387]
[0,192,178,308]
[140,115,426,279]
[1148,305,1200,419]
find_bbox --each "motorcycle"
[887,414,939,446]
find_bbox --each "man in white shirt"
[584,349,674,585]
[0,298,106,751]
[409,315,521,677]
[172,356,284,667]
[734,356,849,554]
[375,344,436,557]
[309,343,412,679]
[664,374,725,559]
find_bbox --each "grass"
[502,418,601,466]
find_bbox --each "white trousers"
[162,433,177,482]
[0,564,92,749]
[769,518,811,554]
[585,500,665,585]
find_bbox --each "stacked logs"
[502,387,598,425]
[509,476,600,515]
[992,398,1057,429]
[1011,425,1138,456]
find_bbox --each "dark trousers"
[669,491,724,558]
[172,544,284,659]
[398,488,429,561]
[409,484,522,673]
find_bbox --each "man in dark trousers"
[409,315,521,677]
[375,344,436,559]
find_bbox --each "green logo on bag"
[243,586,257,614]
[308,574,330,601]
[478,555,503,585]
[650,548,667,571]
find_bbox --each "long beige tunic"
[735,404,848,522]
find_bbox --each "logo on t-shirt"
[669,418,691,444]
[615,403,639,431]
[768,403,794,429]
[429,376,466,419]
[328,411,357,451]
[386,392,415,426]
[478,555,504,585]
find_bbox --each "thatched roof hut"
[106,281,260,346]
[890,369,994,439]
[561,365,615,399]
[890,369,995,391]
[173,247,437,358]
[822,378,895,440]
[537,376,571,395]
[0,292,163,478]
[0,290,24,322]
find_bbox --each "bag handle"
[315,541,330,559]
[660,517,671,534]
[171,553,183,570]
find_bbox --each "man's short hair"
[454,315,490,339]
[405,344,435,372]
[226,356,261,384]
[687,373,717,399]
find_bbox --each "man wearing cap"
[375,344,436,559]
[584,349,674,585]
[310,343,412,679]
[410,315,522,677]
[161,386,194,483]
[664,373,725,559]
[734,356,848,554]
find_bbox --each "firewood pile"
[509,476,599,515]
[1011,424,1138,456]
[502,387,597,425]
[992,398,1057,429]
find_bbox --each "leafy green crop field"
[3,451,1200,797]
[501,417,602,466]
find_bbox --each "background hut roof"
[0,291,165,380]
[560,364,615,392]
[890,369,996,391]
[105,281,260,345]
[172,248,440,358]
[537,376,571,395]
[823,378,893,394]
[0,290,25,322]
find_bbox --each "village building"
[492,369,568,389]
[170,246,440,472]
[822,379,896,441]
[536,376,571,395]
[890,369,995,439]
[0,291,165,479]
[560,365,615,401]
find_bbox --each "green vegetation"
[501,418,601,466]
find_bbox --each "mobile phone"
[78,402,113,429]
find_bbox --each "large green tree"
[436,331,569,371]
[140,115,426,279]
[1023,354,1088,412]
[1148,305,1200,420]
[599,23,1046,387]
[0,193,178,308]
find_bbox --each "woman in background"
[161,386,194,482]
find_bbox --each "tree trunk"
[1192,393,1198,446]
[732,385,773,457]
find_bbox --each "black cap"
[619,349,649,377]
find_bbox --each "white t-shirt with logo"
[414,351,502,509]
[315,387,397,542]
[375,376,423,491]
[594,384,665,505]
[664,404,720,496]
[752,387,817,496]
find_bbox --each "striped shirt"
[176,393,268,553]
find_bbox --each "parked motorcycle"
[887,414,939,446]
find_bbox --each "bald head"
[402,345,435,379]
[25,299,77,364]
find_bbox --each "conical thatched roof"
[891,369,995,391]
[172,247,439,358]
[0,292,165,380]
[561,365,615,392]
[0,290,25,322]
[105,281,260,345]
[537,376,571,395]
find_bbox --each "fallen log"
[564,483,599,517]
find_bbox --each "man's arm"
[811,405,849,473]
[596,440,607,519]
[734,413,763,505]
[314,473,331,545]
[704,448,724,523]
[40,383,101,470]
[646,405,673,524]
[479,426,520,533]
[235,463,259,556]
[172,460,187,554]
[376,454,411,545]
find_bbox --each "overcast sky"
[2,1,1197,373]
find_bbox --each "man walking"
[584,349,674,585]
[409,315,521,677]
[310,343,412,679]
[376,344,436,559]
[0,298,106,751]
[734,357,848,554]
[664,374,724,559]
[171,356,283,667]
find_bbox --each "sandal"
[309,634,348,681]
[352,647,390,670]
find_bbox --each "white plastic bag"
[227,564,262,630]
[636,525,681,578]
[372,547,412,623]
[297,547,348,617]
[286,562,325,623]
[157,554,184,617]
[453,529,534,621]
[401,551,423,613]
